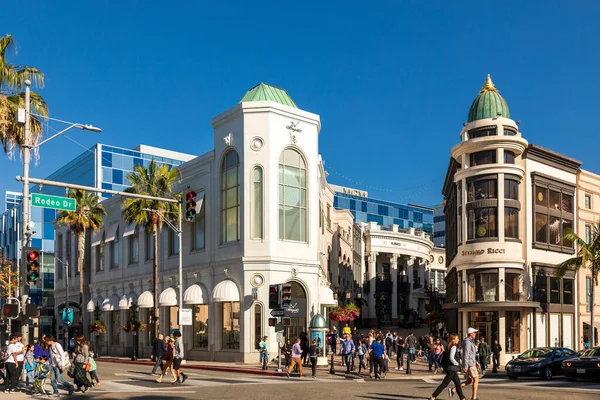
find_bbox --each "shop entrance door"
[468,311,498,345]
[476,322,491,345]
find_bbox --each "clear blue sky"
[1,1,599,209]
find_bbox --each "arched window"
[221,150,240,243]
[252,167,263,239]
[279,149,307,242]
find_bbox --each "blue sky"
[1,1,599,209]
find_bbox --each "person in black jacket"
[308,340,320,377]
[430,334,466,400]
[151,334,165,375]
[491,339,502,373]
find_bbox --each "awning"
[104,223,119,242]
[184,284,208,305]
[123,223,137,237]
[87,295,104,312]
[102,294,120,311]
[118,291,138,310]
[211,280,240,302]
[138,290,154,309]
[320,285,337,306]
[159,287,178,307]
[91,229,104,246]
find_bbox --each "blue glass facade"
[333,189,434,234]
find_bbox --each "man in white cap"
[454,327,480,400]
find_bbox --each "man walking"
[341,334,356,374]
[405,332,418,363]
[172,331,187,384]
[478,337,490,375]
[491,339,502,373]
[151,334,165,375]
[45,334,75,397]
[286,338,303,377]
[369,336,385,380]
[453,327,480,400]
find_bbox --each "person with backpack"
[45,334,75,396]
[429,333,466,400]
[385,332,394,359]
[32,354,51,396]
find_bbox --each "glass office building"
[331,184,434,234]
[0,144,194,337]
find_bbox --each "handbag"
[85,360,91,372]
[67,363,76,378]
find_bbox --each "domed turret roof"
[467,75,510,122]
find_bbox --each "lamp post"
[130,301,140,361]
[19,80,101,344]
[93,302,101,355]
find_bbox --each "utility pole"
[21,80,32,344]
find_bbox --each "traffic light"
[281,317,291,326]
[268,318,277,327]
[23,247,40,285]
[3,303,19,319]
[269,284,280,309]
[281,283,292,307]
[25,304,39,317]
[185,191,197,221]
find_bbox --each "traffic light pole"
[21,81,32,344]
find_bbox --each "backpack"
[0,345,9,365]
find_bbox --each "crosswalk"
[422,377,600,393]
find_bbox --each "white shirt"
[49,343,66,368]
[14,341,25,362]
[5,343,17,364]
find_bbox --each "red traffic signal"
[269,284,280,309]
[23,247,40,285]
[28,250,39,261]
[185,191,197,221]
[268,318,277,327]
[3,303,20,319]
[186,191,197,201]
[281,283,292,307]
[281,317,291,326]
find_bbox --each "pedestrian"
[32,355,50,397]
[351,328,360,371]
[427,336,435,372]
[452,327,480,400]
[405,332,417,363]
[340,334,355,374]
[172,331,187,384]
[308,339,320,377]
[24,343,36,387]
[429,333,466,400]
[491,339,502,373]
[3,334,20,393]
[151,334,165,375]
[330,327,338,355]
[433,338,444,373]
[300,331,309,366]
[282,339,292,368]
[14,333,25,387]
[395,334,405,371]
[478,337,490,375]
[88,349,100,387]
[357,337,367,376]
[259,336,269,370]
[73,335,93,393]
[68,337,77,357]
[369,335,385,380]
[343,323,351,336]
[34,334,50,362]
[45,334,75,397]
[385,331,394,359]
[286,338,303,378]
[155,337,176,383]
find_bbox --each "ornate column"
[390,254,399,323]
[368,252,378,327]
[418,258,425,287]
[407,256,415,309]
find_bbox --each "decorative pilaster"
[368,252,378,327]
[407,256,415,309]
[390,254,399,322]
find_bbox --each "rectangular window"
[193,304,209,348]
[168,228,179,256]
[550,278,560,304]
[254,304,262,350]
[505,311,520,353]
[563,278,573,305]
[586,224,592,244]
[193,204,206,250]
[504,151,515,164]
[111,228,119,269]
[587,277,592,312]
[221,302,240,350]
[534,274,547,303]
[146,232,154,261]
[505,272,520,301]
[504,207,519,239]
[533,177,574,252]
[129,231,139,264]
[110,311,120,345]
[585,194,592,209]
[252,168,263,239]
[470,150,497,166]
[468,126,496,139]
[503,126,517,136]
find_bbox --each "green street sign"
[31,193,76,211]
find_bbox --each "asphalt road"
[5,362,600,399]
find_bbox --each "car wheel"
[542,366,552,380]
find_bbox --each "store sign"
[284,298,306,318]
[462,248,506,256]
[342,188,367,198]
[178,308,193,326]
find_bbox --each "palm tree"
[557,221,600,345]
[0,34,48,154]
[122,160,180,338]
[56,189,106,329]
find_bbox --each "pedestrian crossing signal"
[268,317,277,327]
[3,303,19,319]
[281,284,292,307]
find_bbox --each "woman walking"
[73,335,93,393]
[429,334,466,400]
[433,337,444,374]
[155,337,176,383]
[356,337,367,376]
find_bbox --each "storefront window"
[550,278,560,304]
[469,272,499,302]
[221,302,240,349]
[193,304,208,348]
[505,272,520,301]
[505,311,520,353]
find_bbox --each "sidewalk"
[95,354,505,380]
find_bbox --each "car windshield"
[518,349,551,358]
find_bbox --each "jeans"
[428,353,435,371]
[151,356,163,374]
[492,353,500,372]
[5,362,19,390]
[373,356,385,378]
[344,353,352,372]
[310,356,317,376]
[480,355,488,371]
[431,369,465,399]
[433,353,442,370]
[357,354,367,374]
[50,365,73,394]
[26,368,36,385]
[259,350,269,368]
[408,347,416,362]
[397,349,404,368]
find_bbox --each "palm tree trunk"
[153,219,159,339]
[592,280,596,346]
[78,229,85,334]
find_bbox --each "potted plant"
[122,320,147,333]
[88,320,107,333]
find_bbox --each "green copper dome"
[240,82,298,108]
[467,75,510,122]
[310,314,327,329]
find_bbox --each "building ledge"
[443,301,541,311]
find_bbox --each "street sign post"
[31,193,76,211]
[270,308,285,317]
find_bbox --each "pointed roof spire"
[480,74,498,93]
